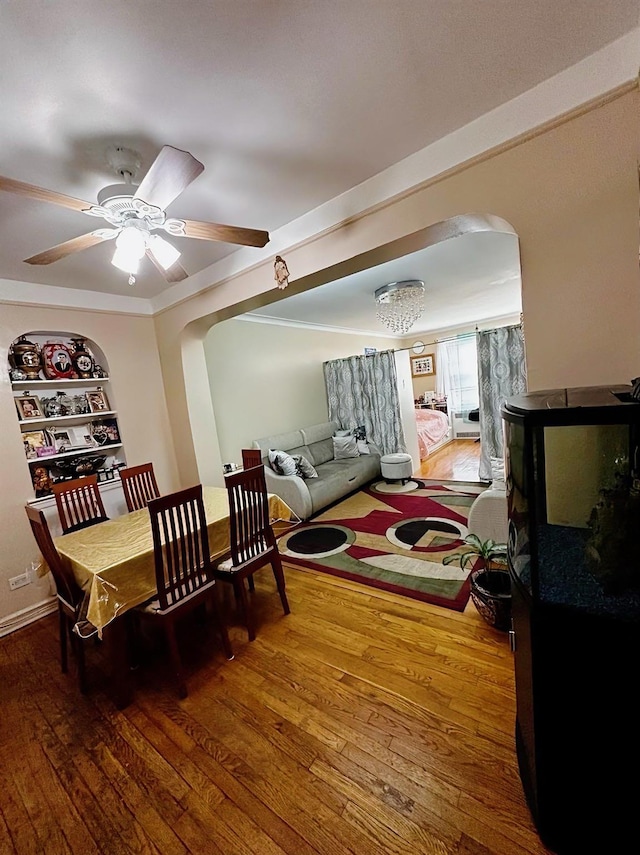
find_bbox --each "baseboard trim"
[0,597,57,638]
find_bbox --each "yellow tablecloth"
[54,486,295,632]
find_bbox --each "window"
[436,335,479,416]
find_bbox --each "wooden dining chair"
[144,484,234,698]
[120,462,160,512]
[25,505,97,693]
[53,475,109,534]
[214,464,290,641]
[241,448,263,470]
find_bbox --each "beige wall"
[204,319,396,464]
[0,305,179,628]
[154,91,639,488]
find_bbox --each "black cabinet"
[502,385,640,854]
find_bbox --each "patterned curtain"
[323,350,405,455]
[477,325,527,481]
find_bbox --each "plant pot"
[470,567,512,631]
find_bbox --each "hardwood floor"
[417,439,482,483]
[0,567,553,855]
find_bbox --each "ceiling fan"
[0,145,270,285]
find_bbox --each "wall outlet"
[9,572,30,591]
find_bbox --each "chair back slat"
[241,449,263,470]
[52,476,107,533]
[25,505,83,608]
[120,462,160,512]
[225,465,273,566]
[148,485,212,611]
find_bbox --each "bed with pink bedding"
[415,407,450,459]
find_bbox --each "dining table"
[53,485,296,706]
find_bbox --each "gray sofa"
[253,420,381,520]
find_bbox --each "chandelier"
[374,280,425,334]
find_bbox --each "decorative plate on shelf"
[41,342,75,380]
[54,455,107,477]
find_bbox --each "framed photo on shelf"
[90,418,120,446]
[86,389,110,413]
[410,353,436,378]
[22,430,49,460]
[49,428,73,453]
[15,395,43,420]
[50,426,93,452]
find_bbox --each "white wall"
[394,350,420,470]
[204,318,397,464]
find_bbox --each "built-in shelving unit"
[10,331,127,499]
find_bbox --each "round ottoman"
[380,452,413,484]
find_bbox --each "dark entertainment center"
[502,385,640,854]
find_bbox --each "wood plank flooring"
[418,440,482,483]
[0,565,552,855]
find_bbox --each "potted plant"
[443,535,511,631]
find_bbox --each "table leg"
[103,615,134,709]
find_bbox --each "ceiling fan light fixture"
[111,223,148,274]
[111,244,140,275]
[115,223,148,255]
[374,280,425,334]
[4,144,270,285]
[148,234,181,270]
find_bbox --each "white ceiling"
[0,1,637,300]
[244,230,522,337]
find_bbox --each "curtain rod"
[391,322,522,355]
[323,322,522,363]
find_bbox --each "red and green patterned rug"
[278,479,486,612]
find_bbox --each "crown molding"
[238,309,523,341]
[0,278,153,315]
[234,313,401,339]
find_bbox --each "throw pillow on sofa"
[293,454,318,478]
[268,449,298,476]
[335,425,370,454]
[332,435,359,459]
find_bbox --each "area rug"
[278,479,486,611]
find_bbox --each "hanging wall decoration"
[274,255,290,290]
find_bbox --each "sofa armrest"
[264,466,313,521]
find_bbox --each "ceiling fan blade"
[135,145,204,210]
[0,175,92,213]
[182,218,269,248]
[145,248,189,283]
[24,232,107,265]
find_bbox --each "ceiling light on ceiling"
[375,280,425,334]
[148,234,181,270]
[111,224,181,285]
[111,223,148,276]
